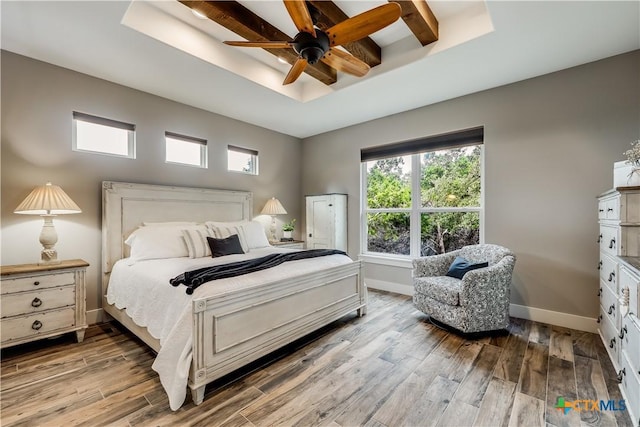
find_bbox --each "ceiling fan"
[224,0,402,85]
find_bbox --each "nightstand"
[271,240,305,249]
[1,259,89,348]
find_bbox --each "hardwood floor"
[0,290,633,427]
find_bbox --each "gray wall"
[1,51,302,314]
[302,50,640,319]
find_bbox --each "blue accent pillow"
[445,256,488,279]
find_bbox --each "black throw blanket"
[170,249,347,294]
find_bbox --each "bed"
[101,181,366,410]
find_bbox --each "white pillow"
[209,225,249,253]
[240,221,270,249]
[143,221,198,227]
[182,227,213,258]
[125,226,192,261]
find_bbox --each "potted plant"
[282,219,296,240]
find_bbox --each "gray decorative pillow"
[207,235,245,258]
[446,256,488,279]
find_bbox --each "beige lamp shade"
[14,182,81,215]
[261,197,287,216]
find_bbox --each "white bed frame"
[101,181,366,405]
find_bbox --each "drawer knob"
[608,304,615,315]
[619,325,627,339]
[599,209,604,213]
[597,234,602,243]
[607,208,614,212]
[33,281,40,286]
[609,337,616,348]
[31,297,42,308]
[609,238,616,249]
[31,320,43,330]
[597,288,602,297]
[597,314,602,323]
[608,272,616,282]
[597,261,602,270]
[617,368,625,382]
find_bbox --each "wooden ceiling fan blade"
[224,41,292,48]
[326,3,402,46]
[283,0,316,37]
[321,48,369,77]
[283,58,308,85]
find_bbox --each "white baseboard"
[365,278,597,333]
[86,308,105,325]
[365,278,414,296]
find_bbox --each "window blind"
[72,111,135,131]
[360,126,483,162]
[165,131,207,145]
[228,145,258,156]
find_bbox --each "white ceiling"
[1,1,639,139]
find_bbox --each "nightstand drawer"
[1,308,75,343]
[1,272,75,295]
[1,287,75,318]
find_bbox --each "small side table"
[271,240,305,249]
[1,259,89,348]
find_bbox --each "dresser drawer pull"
[599,209,604,213]
[597,234,602,243]
[607,208,614,212]
[619,325,627,339]
[597,261,602,270]
[608,304,615,315]
[597,314,602,323]
[597,288,602,297]
[33,281,40,286]
[31,320,43,330]
[31,297,43,308]
[609,337,616,348]
[608,272,616,282]
[609,238,616,249]
[617,368,625,382]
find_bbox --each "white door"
[306,196,332,249]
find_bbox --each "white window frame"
[227,145,259,175]
[164,131,208,168]
[360,145,484,260]
[72,111,135,158]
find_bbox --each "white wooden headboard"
[101,181,253,278]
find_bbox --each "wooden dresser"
[1,259,88,348]
[597,187,640,426]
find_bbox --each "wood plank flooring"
[0,290,634,427]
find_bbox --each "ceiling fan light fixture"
[291,30,329,65]
[191,9,207,19]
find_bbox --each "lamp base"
[39,248,60,265]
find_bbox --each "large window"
[165,132,207,168]
[361,128,483,257]
[72,111,135,158]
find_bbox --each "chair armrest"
[459,255,516,306]
[412,250,460,278]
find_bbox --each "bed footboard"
[188,261,365,402]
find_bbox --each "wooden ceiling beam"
[307,1,382,67]
[178,0,336,85]
[393,0,439,46]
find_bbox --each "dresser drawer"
[1,308,75,343]
[1,286,75,318]
[620,352,640,426]
[621,316,640,375]
[604,197,620,220]
[599,307,619,365]
[600,254,618,293]
[1,272,75,295]
[600,284,619,327]
[600,226,620,257]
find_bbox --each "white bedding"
[106,247,352,410]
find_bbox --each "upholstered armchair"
[412,244,516,333]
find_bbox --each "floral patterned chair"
[412,244,516,333]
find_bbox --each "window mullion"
[410,154,421,257]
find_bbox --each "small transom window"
[165,131,207,168]
[228,145,258,175]
[72,111,135,158]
